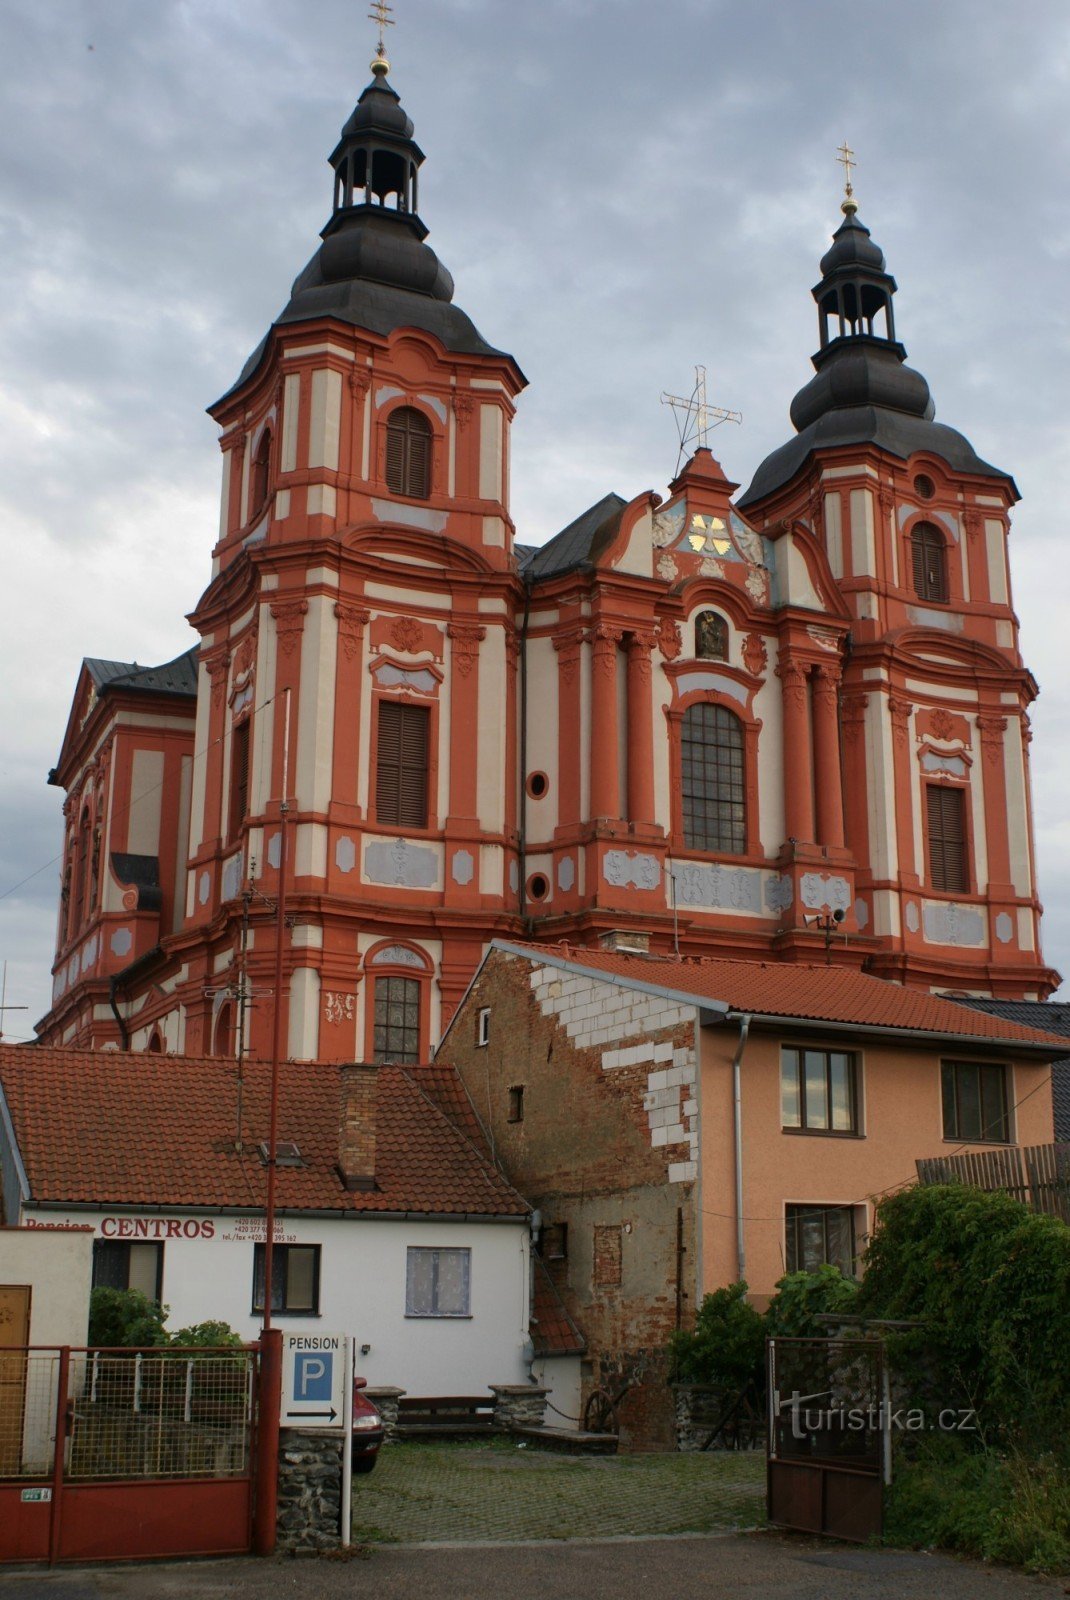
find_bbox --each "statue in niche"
[695,610,728,661]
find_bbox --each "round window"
[527,873,550,902]
[913,473,936,501]
[526,771,549,799]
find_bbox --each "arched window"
[213,1001,235,1059]
[695,611,728,661]
[373,975,421,1063]
[910,522,948,603]
[385,407,432,499]
[250,429,272,517]
[72,808,91,931]
[147,1030,164,1054]
[681,703,745,855]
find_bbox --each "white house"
[0,1046,552,1397]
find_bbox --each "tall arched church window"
[695,611,728,661]
[911,522,948,603]
[230,720,251,839]
[926,784,968,893]
[72,808,91,931]
[213,1001,235,1059]
[385,407,432,499]
[250,429,272,517]
[681,704,745,855]
[373,975,421,1063]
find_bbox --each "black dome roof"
[819,208,886,276]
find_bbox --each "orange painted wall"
[698,1024,1055,1302]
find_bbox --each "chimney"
[338,1063,378,1191]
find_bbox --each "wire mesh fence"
[0,1350,256,1483]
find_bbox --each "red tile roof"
[494,943,1069,1050]
[530,1256,585,1358]
[0,1048,528,1218]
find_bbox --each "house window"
[92,1240,163,1301]
[910,521,948,603]
[927,784,968,893]
[252,1243,320,1314]
[695,610,728,661]
[508,1085,524,1123]
[941,1061,1010,1144]
[681,703,745,854]
[476,1007,491,1047]
[781,1048,859,1134]
[385,406,432,499]
[592,1224,623,1287]
[375,701,430,828]
[786,1205,857,1276]
[373,974,420,1063]
[230,720,251,839]
[406,1247,471,1317]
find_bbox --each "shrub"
[88,1287,170,1348]
[858,1184,1070,1451]
[167,1320,244,1349]
[765,1264,860,1339]
[668,1280,765,1389]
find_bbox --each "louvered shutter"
[911,523,948,603]
[376,702,429,827]
[385,407,432,499]
[927,784,967,892]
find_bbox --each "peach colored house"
[440,940,1065,1446]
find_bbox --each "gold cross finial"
[661,366,742,474]
[837,141,858,214]
[368,0,395,75]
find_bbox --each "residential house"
[440,940,1066,1445]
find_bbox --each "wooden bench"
[395,1394,496,1436]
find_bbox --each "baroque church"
[38,56,1058,1063]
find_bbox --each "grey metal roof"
[84,648,198,699]
[518,493,627,583]
[947,996,1070,1142]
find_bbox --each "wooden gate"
[0,1344,261,1564]
[766,1336,888,1543]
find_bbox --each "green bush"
[88,1287,170,1348]
[885,1439,1070,1576]
[167,1320,244,1349]
[668,1280,765,1388]
[858,1184,1070,1450]
[765,1264,860,1339]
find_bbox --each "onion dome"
[216,64,514,402]
[739,199,1006,506]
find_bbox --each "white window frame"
[405,1246,472,1318]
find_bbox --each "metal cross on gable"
[661,365,742,475]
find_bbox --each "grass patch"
[885,1442,1070,1576]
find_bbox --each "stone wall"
[364,1386,405,1441]
[673,1384,764,1452]
[276,1427,343,1551]
[490,1384,548,1431]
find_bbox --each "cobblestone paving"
[351,1439,766,1544]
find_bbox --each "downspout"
[732,1013,752,1280]
[517,572,533,929]
[108,974,130,1052]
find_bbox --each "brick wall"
[445,949,700,1448]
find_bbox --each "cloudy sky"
[1,0,1067,1036]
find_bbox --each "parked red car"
[351,1377,385,1474]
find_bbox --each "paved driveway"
[351,1439,766,1543]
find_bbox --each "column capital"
[270,599,309,658]
[334,603,370,662]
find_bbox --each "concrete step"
[511,1425,619,1455]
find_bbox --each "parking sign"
[281,1332,347,1427]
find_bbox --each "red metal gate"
[0,1344,262,1564]
[766,1336,888,1543]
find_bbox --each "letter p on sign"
[295,1351,332,1401]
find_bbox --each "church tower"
[180,53,527,1061]
[738,183,1055,996]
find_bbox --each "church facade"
[38,62,1057,1061]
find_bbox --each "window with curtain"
[941,1061,1009,1143]
[252,1243,320,1314]
[681,703,745,854]
[385,406,432,499]
[785,1205,857,1275]
[376,701,430,827]
[927,784,968,892]
[406,1246,471,1316]
[910,521,948,603]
